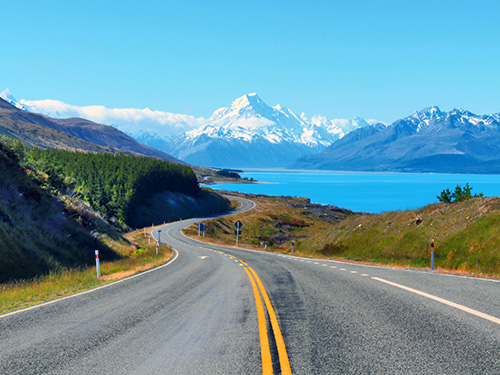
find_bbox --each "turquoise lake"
[206,170,500,213]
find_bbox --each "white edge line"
[371,276,500,326]
[0,249,180,320]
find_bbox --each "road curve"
[1,196,499,374]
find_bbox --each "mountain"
[0,97,183,163]
[291,106,500,173]
[0,89,203,150]
[166,93,376,168]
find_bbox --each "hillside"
[0,136,232,282]
[292,106,500,173]
[184,193,500,277]
[0,138,121,282]
[0,97,182,163]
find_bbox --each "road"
[1,196,499,374]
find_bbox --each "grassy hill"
[184,193,500,278]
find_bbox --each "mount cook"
[166,93,377,168]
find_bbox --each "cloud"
[19,99,206,140]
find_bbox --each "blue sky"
[2,0,500,123]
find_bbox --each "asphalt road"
[1,196,499,374]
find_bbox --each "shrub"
[437,183,483,203]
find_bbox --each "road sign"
[234,220,243,245]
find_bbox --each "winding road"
[1,196,499,374]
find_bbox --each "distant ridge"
[291,106,500,173]
[0,97,183,163]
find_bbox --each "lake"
[206,170,500,213]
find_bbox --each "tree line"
[26,148,199,227]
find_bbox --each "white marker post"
[292,241,295,254]
[431,239,435,270]
[95,250,101,278]
[156,242,159,256]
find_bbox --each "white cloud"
[19,98,206,140]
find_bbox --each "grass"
[184,193,500,278]
[0,226,173,315]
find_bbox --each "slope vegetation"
[0,138,120,282]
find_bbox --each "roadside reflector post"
[156,242,159,256]
[245,237,248,247]
[292,240,295,254]
[203,223,206,237]
[219,236,221,244]
[431,239,435,270]
[95,250,101,278]
[144,227,146,237]
[148,235,151,245]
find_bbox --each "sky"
[2,0,500,124]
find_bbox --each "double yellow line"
[244,266,292,375]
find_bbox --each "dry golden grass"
[186,193,500,278]
[0,225,173,315]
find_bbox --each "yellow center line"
[227,254,237,259]
[248,267,292,375]
[240,260,249,266]
[244,267,273,375]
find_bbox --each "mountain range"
[3,90,378,169]
[166,93,379,168]
[4,89,500,173]
[292,106,500,173]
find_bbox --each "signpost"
[198,223,205,237]
[235,220,243,246]
[157,230,162,255]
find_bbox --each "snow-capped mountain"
[0,89,30,111]
[292,106,500,173]
[166,93,376,168]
